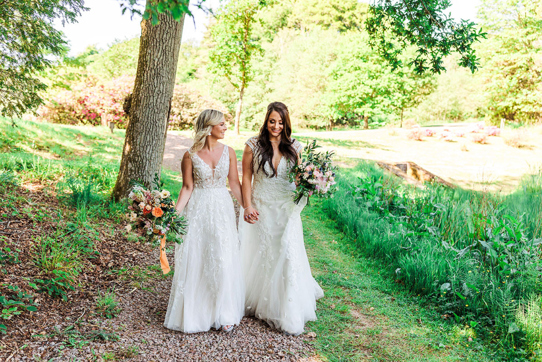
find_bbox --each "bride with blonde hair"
[164,109,245,333]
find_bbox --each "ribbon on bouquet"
[160,235,170,274]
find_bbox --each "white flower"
[128,191,135,199]
[125,224,132,232]
[160,190,170,199]
[129,212,137,221]
[145,204,152,211]
[152,190,161,198]
[139,202,145,209]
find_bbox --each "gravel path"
[0,133,319,361]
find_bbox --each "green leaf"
[455,291,466,300]
[171,5,183,21]
[26,306,38,312]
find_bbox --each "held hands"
[243,206,259,224]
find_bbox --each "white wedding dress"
[239,137,324,335]
[164,145,244,333]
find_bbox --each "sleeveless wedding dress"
[239,137,324,335]
[164,145,244,333]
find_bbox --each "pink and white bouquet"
[289,140,338,205]
[127,176,187,245]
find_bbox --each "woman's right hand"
[243,206,259,224]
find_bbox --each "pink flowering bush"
[39,76,231,129]
[439,130,455,142]
[471,133,488,144]
[39,75,133,127]
[423,128,435,137]
[468,122,486,133]
[484,126,501,136]
[454,131,465,137]
[407,127,424,141]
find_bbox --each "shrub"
[32,270,76,301]
[407,127,423,141]
[38,76,133,128]
[503,129,530,148]
[423,128,435,137]
[169,84,232,129]
[471,133,488,144]
[39,77,232,130]
[440,130,455,141]
[485,126,501,136]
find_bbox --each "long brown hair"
[256,102,297,177]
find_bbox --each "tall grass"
[324,161,542,359]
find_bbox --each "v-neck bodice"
[245,136,303,201]
[191,145,229,189]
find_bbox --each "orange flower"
[152,207,164,217]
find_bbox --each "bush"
[503,129,530,148]
[169,84,232,129]
[32,270,76,301]
[39,77,232,130]
[471,133,488,144]
[39,76,133,128]
[407,127,423,141]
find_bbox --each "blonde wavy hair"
[189,109,225,155]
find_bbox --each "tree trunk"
[234,86,244,135]
[112,10,185,201]
[363,115,369,130]
[400,107,404,128]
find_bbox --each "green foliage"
[208,0,264,91]
[366,0,487,74]
[208,0,265,131]
[516,295,542,359]
[95,290,122,319]
[326,33,435,128]
[87,38,140,79]
[0,285,38,334]
[0,0,87,118]
[0,247,20,266]
[408,57,484,123]
[32,270,76,302]
[477,0,542,123]
[324,161,542,357]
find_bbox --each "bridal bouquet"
[127,179,187,243]
[126,176,187,273]
[289,139,338,205]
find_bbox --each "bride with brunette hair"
[239,102,323,335]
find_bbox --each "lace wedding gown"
[164,145,244,333]
[239,137,324,335]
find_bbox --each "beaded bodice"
[191,145,229,189]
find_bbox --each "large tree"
[0,0,86,119]
[208,0,264,135]
[112,0,190,200]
